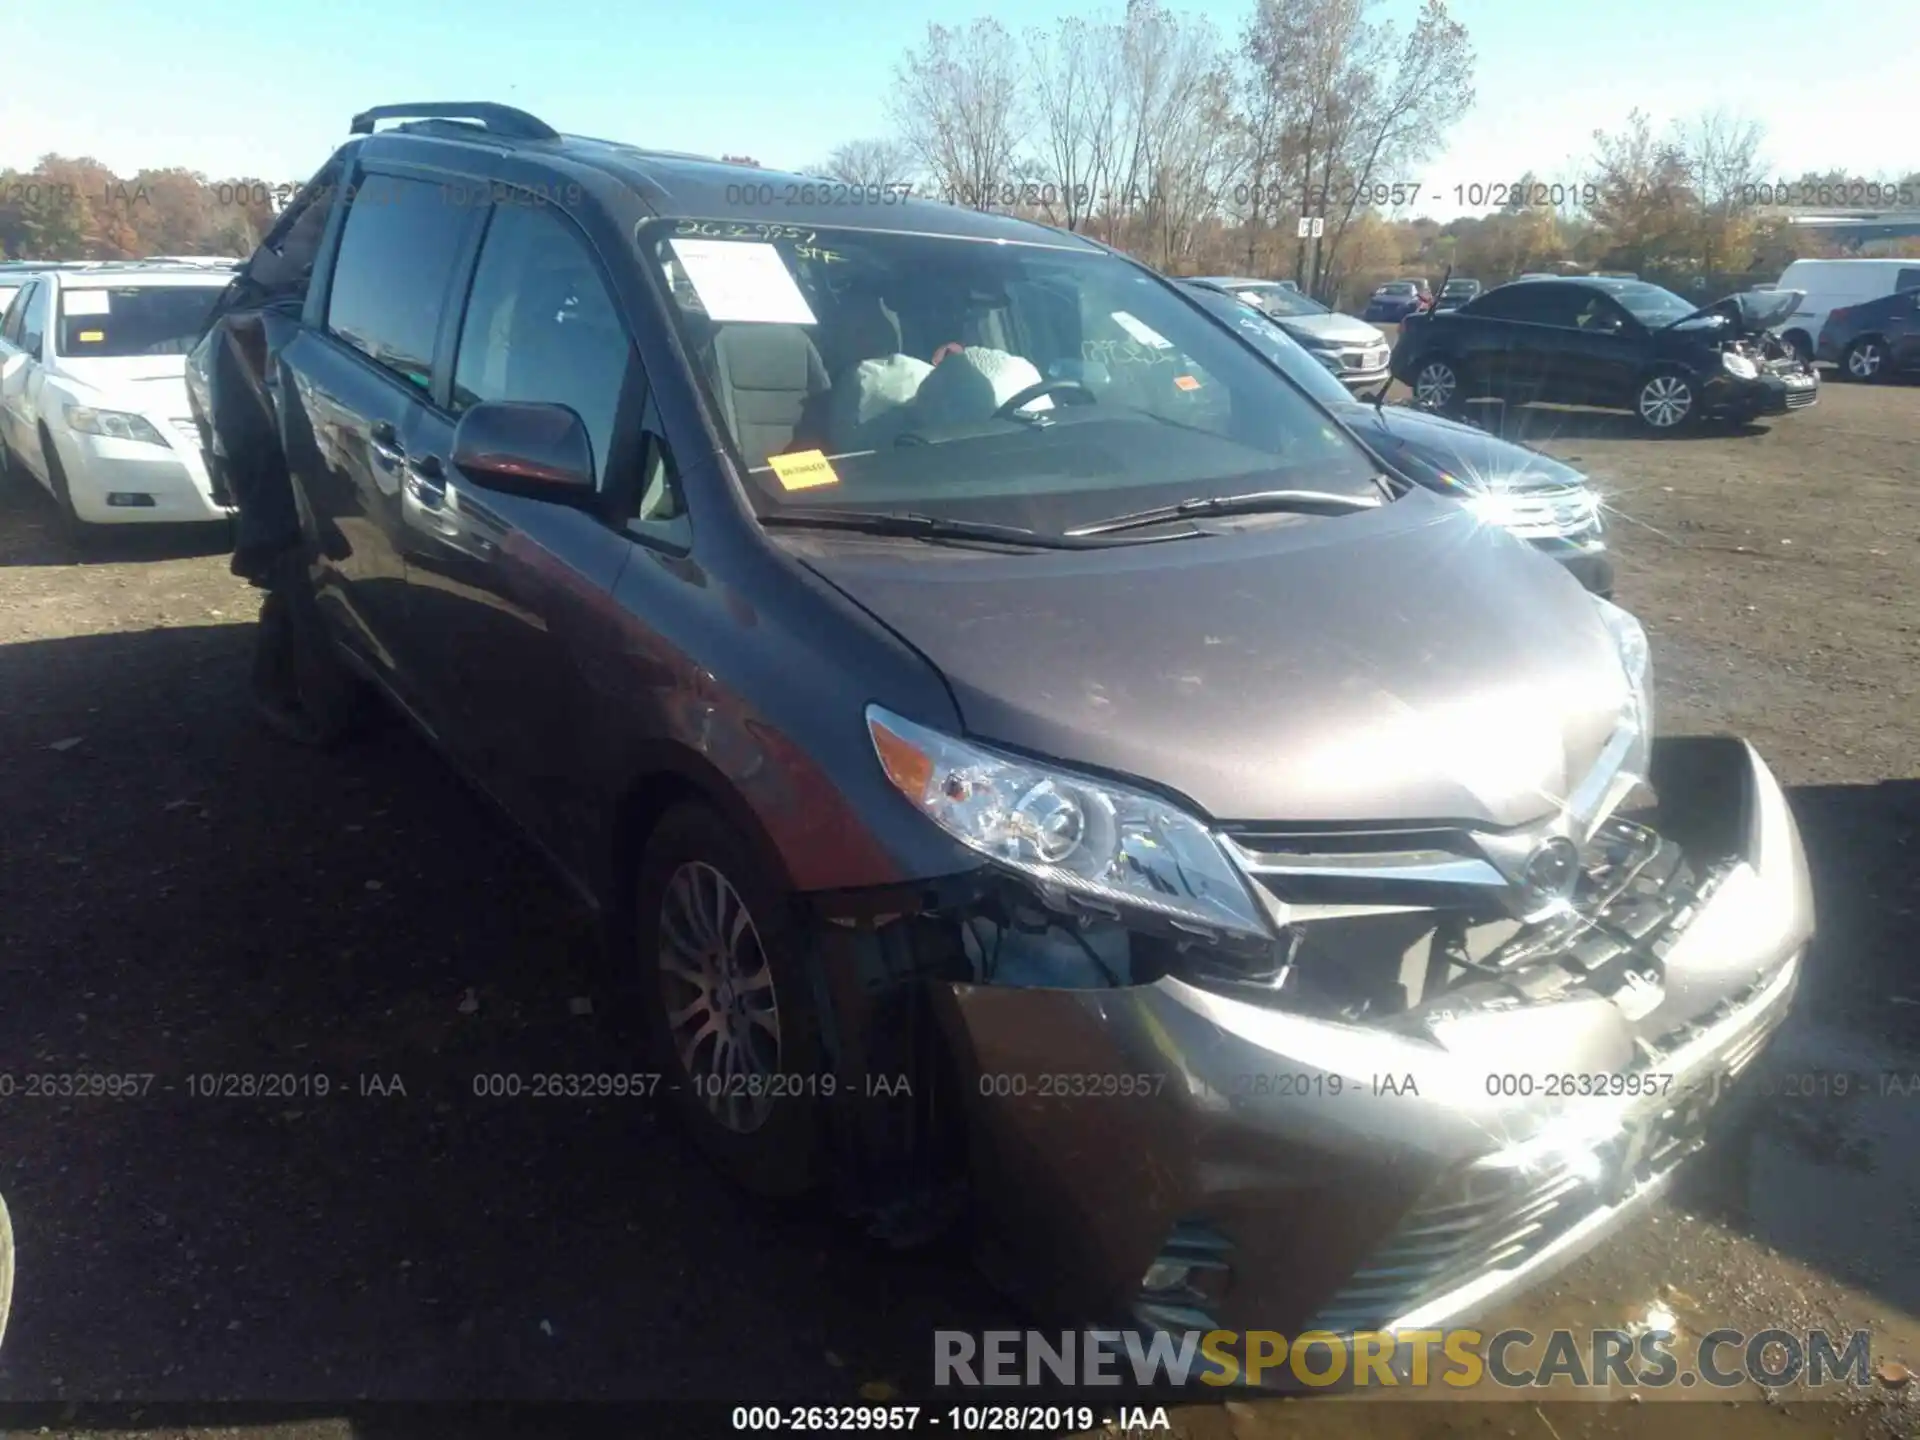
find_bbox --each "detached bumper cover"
[934,736,1812,1336]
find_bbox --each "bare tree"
[816,138,919,189]
[1311,0,1476,293]
[888,20,1027,209]
[1672,110,1766,270]
[1024,18,1105,231]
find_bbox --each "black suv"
[1391,277,1818,433]
[1816,286,1920,382]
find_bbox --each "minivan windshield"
[55,283,227,358]
[643,219,1382,534]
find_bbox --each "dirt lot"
[1,378,1918,1438]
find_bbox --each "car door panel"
[400,191,645,869]
[280,330,432,699]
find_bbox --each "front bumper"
[1708,368,1819,419]
[1537,541,1612,597]
[56,422,234,525]
[934,735,1811,1339]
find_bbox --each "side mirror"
[450,401,597,505]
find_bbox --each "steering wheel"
[992,379,1096,420]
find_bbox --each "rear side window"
[325,173,471,391]
[451,201,632,479]
[55,286,225,357]
[1897,268,1920,295]
[1466,285,1579,324]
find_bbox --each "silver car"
[1188,276,1393,388]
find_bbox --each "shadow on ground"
[0,621,1914,1402]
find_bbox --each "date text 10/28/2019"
[729,1405,1171,1433]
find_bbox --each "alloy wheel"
[1413,361,1458,409]
[1637,374,1693,429]
[656,860,781,1134]
[1846,342,1883,380]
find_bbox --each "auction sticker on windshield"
[667,238,817,325]
[62,291,111,317]
[766,449,840,491]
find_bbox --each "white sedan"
[0,264,237,537]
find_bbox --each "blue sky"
[4,0,1913,220]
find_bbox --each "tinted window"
[55,284,226,357]
[1603,282,1697,326]
[1463,284,1569,321]
[452,202,632,480]
[19,281,50,355]
[325,173,472,391]
[1897,268,1920,294]
[645,219,1382,534]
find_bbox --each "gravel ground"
[1,377,1917,1438]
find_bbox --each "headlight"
[65,406,166,445]
[1593,596,1654,774]
[866,706,1270,939]
[1722,351,1758,379]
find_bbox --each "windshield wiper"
[761,509,1191,550]
[1065,488,1383,537]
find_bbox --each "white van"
[1776,258,1920,362]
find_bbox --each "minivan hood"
[1667,289,1803,334]
[1276,312,1383,346]
[787,494,1627,827]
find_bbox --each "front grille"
[1496,483,1601,540]
[1784,387,1817,409]
[1306,1155,1594,1333]
[1306,955,1796,1335]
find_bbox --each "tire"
[1842,337,1887,383]
[42,431,99,549]
[1410,355,1465,412]
[633,802,823,1197]
[252,547,373,747]
[1633,369,1698,435]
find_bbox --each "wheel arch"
[603,742,799,932]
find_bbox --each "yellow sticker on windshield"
[77,329,104,342]
[767,449,840,491]
[1173,374,1201,391]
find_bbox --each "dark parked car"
[1362,280,1430,322]
[1181,281,1611,595]
[1434,278,1482,311]
[1184,276,1390,388]
[1391,277,1819,433]
[1816,286,1920,382]
[190,102,1812,1346]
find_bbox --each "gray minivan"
[192,102,1815,1348]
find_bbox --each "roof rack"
[349,102,558,140]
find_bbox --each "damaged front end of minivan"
[802,677,1812,1342]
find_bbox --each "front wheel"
[1634,370,1697,434]
[42,434,99,549]
[1843,337,1886,382]
[634,802,823,1197]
